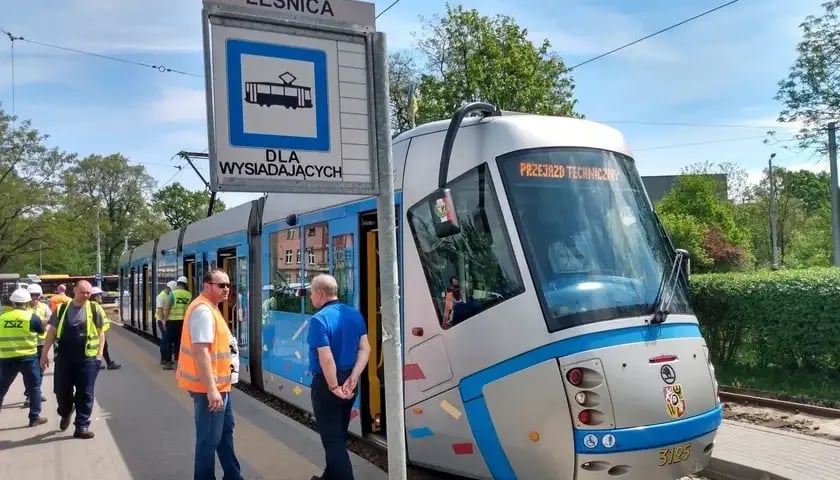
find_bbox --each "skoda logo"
[660,365,676,384]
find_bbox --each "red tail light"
[567,368,583,386]
[578,409,592,425]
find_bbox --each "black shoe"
[22,400,29,408]
[107,362,122,370]
[59,415,71,431]
[28,417,48,427]
[163,362,175,370]
[73,428,94,439]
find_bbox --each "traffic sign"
[203,0,379,195]
[95,273,103,282]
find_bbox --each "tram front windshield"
[497,147,691,332]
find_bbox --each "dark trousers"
[0,356,42,420]
[24,345,45,399]
[311,370,356,480]
[54,357,99,429]
[162,320,183,363]
[103,340,113,365]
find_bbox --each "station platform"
[709,420,840,480]
[0,324,385,480]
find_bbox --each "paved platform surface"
[0,325,385,480]
[712,419,840,479]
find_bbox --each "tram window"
[332,234,354,305]
[268,227,303,313]
[407,164,525,329]
[303,223,329,314]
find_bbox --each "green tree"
[656,174,751,272]
[412,4,579,124]
[389,52,422,135]
[152,182,226,230]
[0,107,75,271]
[775,0,840,151]
[65,154,163,272]
[658,212,713,271]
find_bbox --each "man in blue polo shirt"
[307,274,370,480]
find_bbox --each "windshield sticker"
[663,384,686,418]
[519,162,619,181]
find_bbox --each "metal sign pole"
[372,31,408,479]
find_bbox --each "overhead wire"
[376,0,402,20]
[565,0,742,72]
[0,26,201,78]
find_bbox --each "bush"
[691,267,840,371]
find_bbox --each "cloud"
[149,87,207,124]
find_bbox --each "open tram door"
[183,255,196,295]
[217,247,238,339]
[358,211,396,439]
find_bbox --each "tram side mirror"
[676,248,690,286]
[429,188,461,238]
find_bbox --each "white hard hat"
[10,288,31,303]
[90,286,103,295]
[177,276,189,284]
[166,280,177,289]
[27,283,43,295]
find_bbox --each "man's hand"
[207,389,224,412]
[40,356,50,370]
[341,373,359,396]
[330,385,351,399]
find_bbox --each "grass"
[716,363,840,407]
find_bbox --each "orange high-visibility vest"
[176,294,232,393]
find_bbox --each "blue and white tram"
[119,103,721,479]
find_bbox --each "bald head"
[57,284,66,294]
[309,274,338,309]
[73,280,92,306]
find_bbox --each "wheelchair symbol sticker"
[583,434,599,449]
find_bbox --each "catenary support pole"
[372,31,408,480]
[828,122,839,266]
[768,153,779,270]
[96,207,102,288]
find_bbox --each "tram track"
[719,387,840,418]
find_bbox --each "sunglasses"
[209,282,231,289]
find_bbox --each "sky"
[0,0,830,208]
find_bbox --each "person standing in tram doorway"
[176,269,242,480]
[162,276,192,370]
[0,288,48,427]
[40,280,106,439]
[156,280,177,365]
[307,274,370,480]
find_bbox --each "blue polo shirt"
[307,300,367,375]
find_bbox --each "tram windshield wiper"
[649,249,688,325]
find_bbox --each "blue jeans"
[190,391,242,480]
[0,355,42,420]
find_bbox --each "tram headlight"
[575,392,587,405]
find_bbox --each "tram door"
[218,248,238,338]
[183,254,196,295]
[359,212,385,436]
[141,264,150,331]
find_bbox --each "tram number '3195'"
[658,444,691,466]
